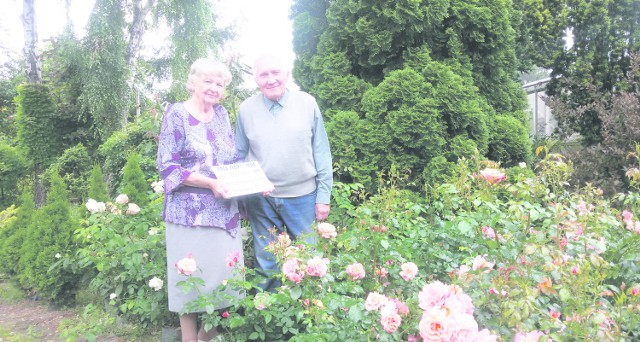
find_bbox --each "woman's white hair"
[186,58,232,93]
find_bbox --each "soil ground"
[0,296,76,341]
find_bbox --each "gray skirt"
[165,222,245,313]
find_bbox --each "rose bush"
[173,150,640,341]
[74,189,169,327]
[53,148,640,341]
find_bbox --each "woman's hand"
[209,179,231,199]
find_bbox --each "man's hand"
[315,203,330,221]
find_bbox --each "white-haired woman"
[157,58,243,342]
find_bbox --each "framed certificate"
[212,161,274,197]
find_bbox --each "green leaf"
[290,286,302,300]
[348,306,363,322]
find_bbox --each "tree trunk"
[33,165,45,208]
[22,0,41,84]
[127,0,155,67]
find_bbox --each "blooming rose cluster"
[266,232,293,259]
[175,253,197,276]
[479,168,507,185]
[416,281,497,341]
[621,210,640,233]
[282,258,306,284]
[86,199,106,214]
[364,292,408,333]
[282,256,330,283]
[226,251,241,268]
[86,195,141,215]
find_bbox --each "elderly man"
[236,54,333,291]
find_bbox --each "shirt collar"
[263,89,290,109]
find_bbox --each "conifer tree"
[121,151,148,206]
[0,191,35,276]
[18,174,78,303]
[88,164,109,202]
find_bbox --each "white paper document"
[212,161,274,197]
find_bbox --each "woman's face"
[191,72,226,106]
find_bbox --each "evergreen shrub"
[0,192,34,276]
[98,119,158,194]
[121,151,149,206]
[88,164,109,202]
[43,143,92,204]
[18,174,79,303]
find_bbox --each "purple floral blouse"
[157,102,241,236]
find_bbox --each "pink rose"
[451,313,479,341]
[317,222,338,238]
[622,210,634,222]
[175,253,197,275]
[475,329,499,342]
[472,255,494,272]
[443,292,475,316]
[254,292,270,310]
[375,266,388,278]
[418,309,454,341]
[393,298,410,317]
[479,168,506,185]
[418,281,449,310]
[115,194,129,204]
[305,257,329,277]
[226,251,241,268]
[380,312,402,333]
[346,263,366,280]
[571,265,580,275]
[222,311,229,318]
[364,292,388,311]
[282,258,305,284]
[632,287,639,296]
[277,232,292,247]
[400,262,418,281]
[482,226,496,239]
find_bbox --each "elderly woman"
[157,58,243,342]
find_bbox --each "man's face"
[254,56,289,101]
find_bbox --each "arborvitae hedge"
[18,174,79,303]
[0,191,35,276]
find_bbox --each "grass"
[0,325,46,342]
[0,274,27,304]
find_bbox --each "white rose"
[55,253,61,259]
[151,180,164,193]
[126,203,141,215]
[109,293,117,300]
[148,228,158,236]
[148,277,163,291]
[85,199,106,213]
[519,162,527,168]
[115,194,129,204]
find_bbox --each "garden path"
[0,296,74,341]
